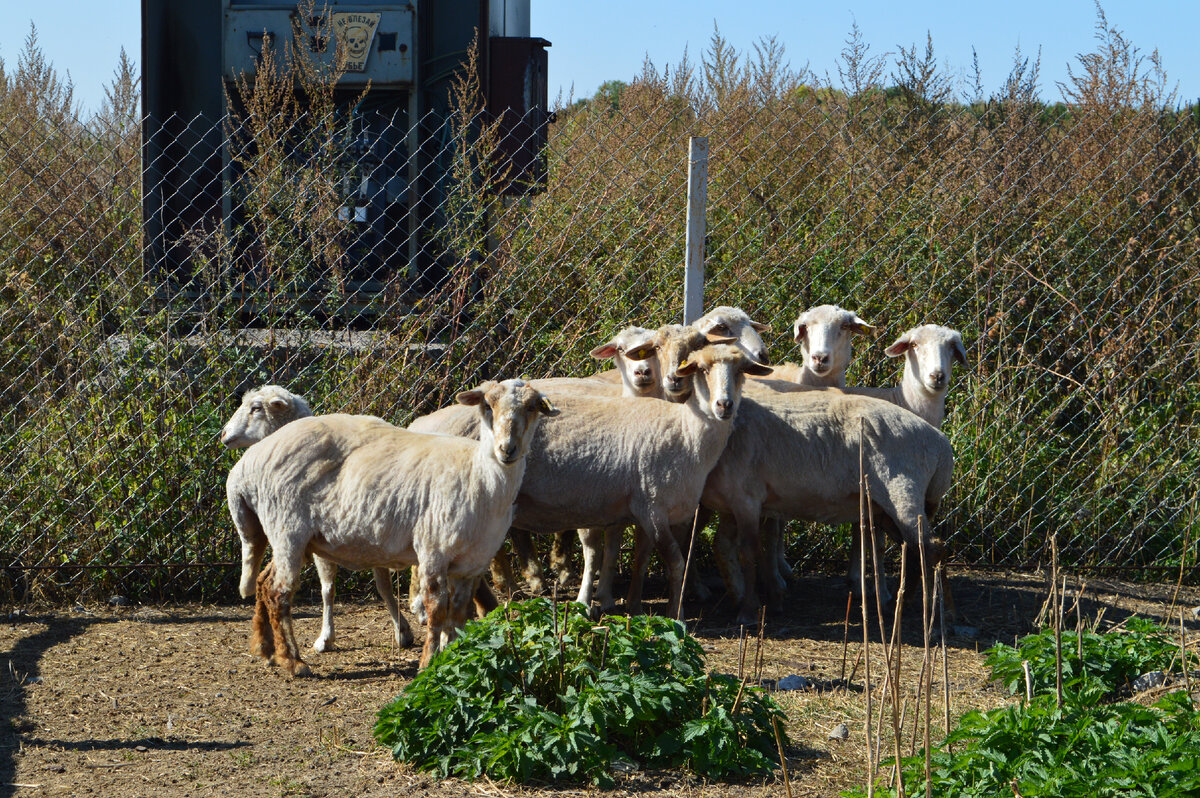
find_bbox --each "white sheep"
[763,304,874,386]
[845,324,967,428]
[410,343,771,620]
[220,385,410,654]
[701,387,955,625]
[220,385,313,448]
[227,379,559,674]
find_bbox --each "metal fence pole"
[683,136,708,324]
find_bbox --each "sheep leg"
[419,567,450,669]
[594,524,626,615]
[672,515,711,602]
[846,520,893,605]
[758,517,788,600]
[473,579,498,618]
[575,527,603,610]
[443,576,479,651]
[649,512,688,621]
[775,519,794,580]
[549,531,574,585]
[408,564,427,625]
[509,528,546,594]
[311,555,339,653]
[625,526,654,615]
[733,507,765,626]
[261,559,311,677]
[234,505,267,600]
[712,514,744,606]
[250,563,275,659]
[489,551,518,600]
[373,567,414,648]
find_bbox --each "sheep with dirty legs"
[225,379,558,674]
[220,385,413,654]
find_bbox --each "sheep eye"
[712,322,728,332]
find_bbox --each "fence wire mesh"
[0,48,1198,604]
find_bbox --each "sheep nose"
[929,370,946,387]
[714,399,733,418]
[498,442,518,461]
[811,353,829,368]
[755,348,770,365]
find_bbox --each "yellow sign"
[333,12,381,72]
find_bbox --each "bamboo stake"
[1051,535,1063,709]
[887,541,909,798]
[1181,610,1192,697]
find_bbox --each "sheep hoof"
[312,637,332,653]
[397,630,414,648]
[289,661,312,677]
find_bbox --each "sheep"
[762,304,874,386]
[220,385,410,655]
[844,324,967,428]
[700,387,955,625]
[410,343,771,619]
[220,385,312,448]
[226,379,559,674]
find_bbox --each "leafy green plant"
[855,691,1200,798]
[984,617,1193,703]
[848,618,1200,797]
[373,598,787,786]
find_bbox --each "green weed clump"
[373,598,787,786]
[849,618,1200,797]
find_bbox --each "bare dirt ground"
[1,568,1197,798]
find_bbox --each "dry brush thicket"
[0,12,1197,603]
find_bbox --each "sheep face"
[885,324,968,394]
[676,344,773,420]
[589,326,660,395]
[792,305,874,382]
[693,305,772,365]
[457,379,558,465]
[655,325,710,401]
[220,385,312,448]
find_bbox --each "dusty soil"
[1,568,1197,798]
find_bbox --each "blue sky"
[0,1,1195,115]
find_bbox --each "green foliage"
[857,692,1200,798]
[985,617,1194,703]
[373,599,786,786]
[848,618,1200,797]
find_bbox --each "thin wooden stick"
[1051,535,1063,709]
[859,418,875,798]
[937,564,950,740]
[678,506,701,622]
[841,591,853,687]
[888,541,909,798]
[1181,610,1192,697]
[773,716,793,798]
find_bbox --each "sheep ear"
[537,395,560,416]
[589,341,619,360]
[792,321,807,343]
[704,333,738,345]
[952,335,968,365]
[456,380,497,406]
[675,359,700,378]
[750,319,772,333]
[848,315,876,335]
[624,343,657,361]
[884,336,912,357]
[742,360,774,377]
[267,397,290,412]
[456,389,486,406]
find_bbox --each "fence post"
[683,136,708,324]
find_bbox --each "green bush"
[374,598,787,786]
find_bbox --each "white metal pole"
[683,136,708,325]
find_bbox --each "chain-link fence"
[1,36,1198,604]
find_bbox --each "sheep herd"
[221,305,967,676]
